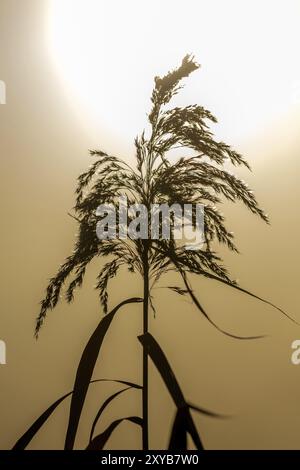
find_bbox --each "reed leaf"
[64,297,142,450]
[89,384,142,443]
[138,333,222,450]
[86,417,143,450]
[13,378,140,450]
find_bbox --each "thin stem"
[141,101,158,450]
[142,242,149,450]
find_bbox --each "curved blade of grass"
[200,271,298,324]
[86,416,143,450]
[166,254,268,340]
[168,407,207,451]
[168,409,188,450]
[89,384,142,442]
[64,297,142,450]
[185,408,204,450]
[13,378,140,450]
[138,333,212,449]
[179,272,267,340]
[138,333,185,408]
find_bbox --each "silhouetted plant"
[14,56,293,451]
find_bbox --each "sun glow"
[48,0,300,146]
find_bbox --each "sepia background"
[1,0,300,449]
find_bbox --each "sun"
[47,0,300,145]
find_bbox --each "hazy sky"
[47,0,300,147]
[1,0,300,450]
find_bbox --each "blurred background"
[0,0,300,449]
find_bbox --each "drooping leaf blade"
[86,416,143,450]
[201,271,298,324]
[168,409,188,450]
[138,333,206,449]
[89,383,142,442]
[138,333,185,408]
[179,270,266,340]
